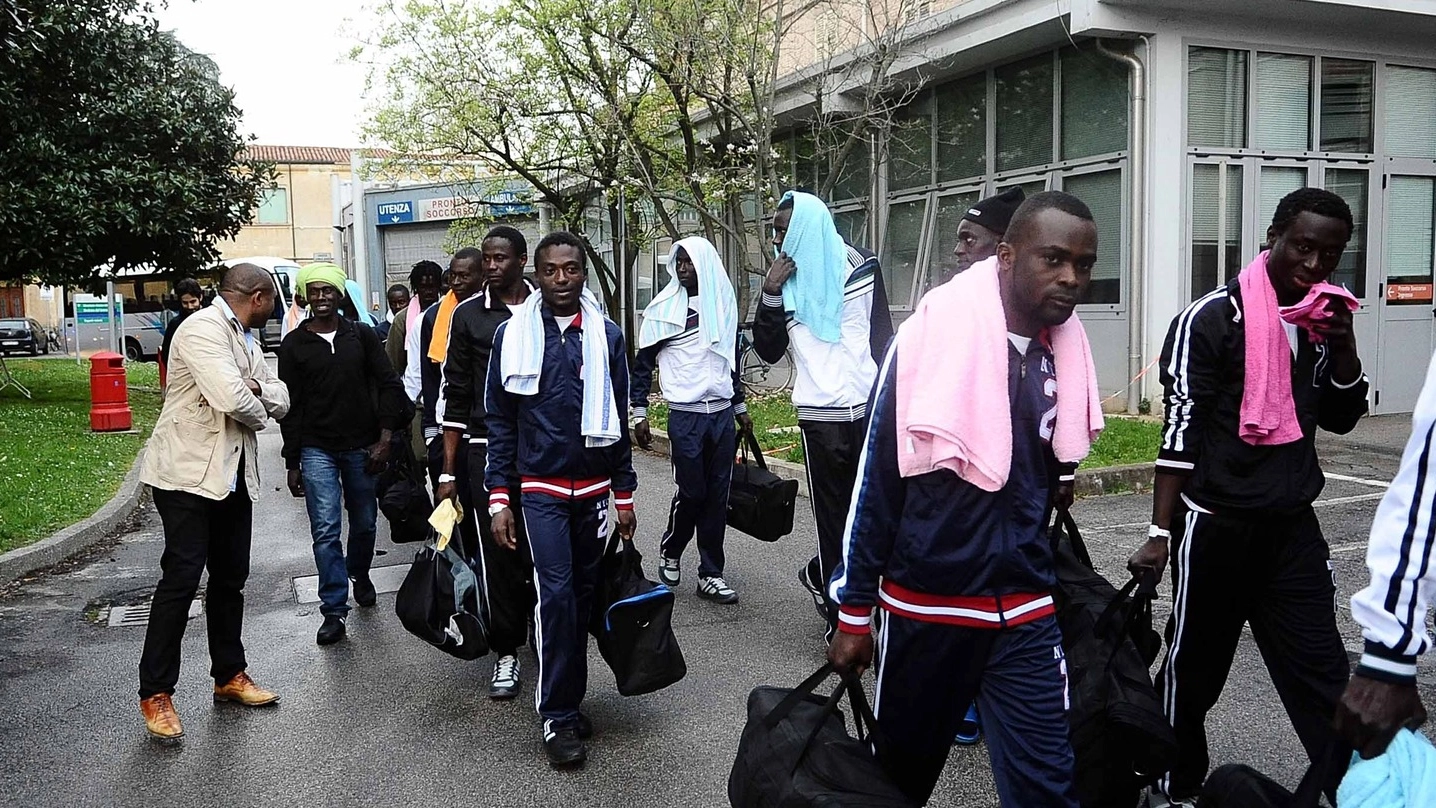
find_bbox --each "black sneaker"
[350,576,377,608]
[316,614,346,645]
[489,654,520,700]
[543,727,587,768]
[697,576,739,604]
[798,561,828,620]
[576,711,593,740]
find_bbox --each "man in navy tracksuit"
[486,231,637,769]
[829,193,1100,807]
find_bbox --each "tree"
[0,0,275,286]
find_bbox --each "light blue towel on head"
[778,191,848,344]
[638,236,739,371]
[1338,729,1436,808]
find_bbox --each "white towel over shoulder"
[499,286,621,448]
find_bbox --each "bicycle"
[737,321,794,395]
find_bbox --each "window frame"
[256,186,290,226]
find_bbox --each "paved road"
[0,417,1432,807]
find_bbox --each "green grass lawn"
[0,359,162,554]
[647,391,1161,470]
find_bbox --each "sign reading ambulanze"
[377,201,414,225]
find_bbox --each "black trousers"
[468,443,534,657]
[138,478,253,699]
[1154,503,1351,801]
[797,418,868,625]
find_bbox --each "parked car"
[0,318,47,356]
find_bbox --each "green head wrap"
[296,263,348,298]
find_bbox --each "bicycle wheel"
[768,349,795,393]
[738,345,771,394]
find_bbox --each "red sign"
[1387,283,1433,303]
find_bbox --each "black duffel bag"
[1051,508,1177,808]
[376,429,431,544]
[1197,759,1326,808]
[591,532,686,696]
[729,664,914,808]
[727,429,799,543]
[394,530,489,660]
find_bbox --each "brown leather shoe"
[212,671,279,706]
[140,693,184,740]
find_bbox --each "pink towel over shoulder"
[1237,251,1305,446]
[895,256,1104,491]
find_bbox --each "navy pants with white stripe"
[1154,504,1351,801]
[873,613,1077,807]
[660,408,736,579]
[524,493,608,734]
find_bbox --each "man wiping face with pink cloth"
[1130,188,1369,806]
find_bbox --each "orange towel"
[427,291,459,363]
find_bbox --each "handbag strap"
[1292,741,1339,808]
[1048,507,1094,570]
[838,670,895,761]
[740,427,769,471]
[762,663,841,730]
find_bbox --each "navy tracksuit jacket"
[485,307,636,734]
[831,337,1078,808]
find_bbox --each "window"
[1384,66,1436,159]
[1190,163,1244,297]
[1062,47,1129,160]
[1064,170,1121,304]
[1324,168,1368,295]
[880,198,928,308]
[1385,176,1434,287]
[926,192,978,291]
[831,135,871,201]
[889,95,933,191]
[934,74,986,183]
[1254,54,1311,151]
[1320,59,1374,153]
[1188,48,1248,149]
[996,54,1054,172]
[832,208,868,245]
[1258,166,1307,228]
[257,187,289,225]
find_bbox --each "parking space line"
[1325,472,1391,489]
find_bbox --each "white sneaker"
[488,654,520,700]
[697,576,739,604]
[1143,787,1195,808]
[658,556,681,588]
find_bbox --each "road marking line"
[1329,541,1368,556]
[1082,492,1386,534]
[1326,472,1391,489]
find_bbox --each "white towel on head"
[638,236,739,372]
[500,286,621,448]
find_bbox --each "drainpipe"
[1096,38,1147,415]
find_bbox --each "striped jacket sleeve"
[1156,290,1227,477]
[1350,352,1436,685]
[827,341,903,635]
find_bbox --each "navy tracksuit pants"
[660,408,736,579]
[468,445,534,658]
[874,613,1077,807]
[522,493,608,735]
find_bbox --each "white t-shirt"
[1008,332,1032,355]
[555,314,579,332]
[316,330,337,353]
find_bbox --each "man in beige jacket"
[137,263,290,741]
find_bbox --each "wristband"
[489,503,510,517]
[1148,525,1172,541]
[437,473,456,484]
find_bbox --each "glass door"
[1375,169,1436,413]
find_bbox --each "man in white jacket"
[1336,354,1436,758]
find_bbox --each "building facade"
[773,0,1436,413]
[220,145,362,266]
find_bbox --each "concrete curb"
[644,429,1151,499]
[0,451,147,585]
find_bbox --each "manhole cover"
[89,596,204,627]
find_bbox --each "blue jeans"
[300,447,378,617]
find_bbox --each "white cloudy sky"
[153,0,373,147]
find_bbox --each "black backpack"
[376,429,431,543]
[727,430,799,543]
[728,664,915,808]
[1051,509,1178,808]
[590,532,687,696]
